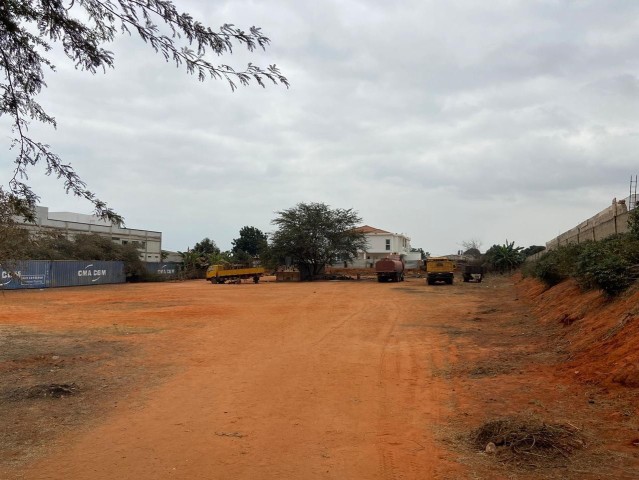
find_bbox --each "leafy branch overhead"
[0,0,289,224]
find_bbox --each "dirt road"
[1,276,637,479]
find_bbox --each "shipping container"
[0,260,50,290]
[144,262,181,279]
[49,261,125,287]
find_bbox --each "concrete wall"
[545,200,630,251]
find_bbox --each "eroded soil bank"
[0,275,637,479]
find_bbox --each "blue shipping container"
[0,260,50,290]
[49,261,125,287]
[144,262,181,278]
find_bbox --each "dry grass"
[470,417,586,468]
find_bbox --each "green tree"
[628,208,639,239]
[0,188,32,261]
[179,238,227,278]
[522,245,546,257]
[230,248,253,265]
[484,240,525,273]
[21,232,145,277]
[1,0,288,224]
[270,202,367,278]
[232,226,268,257]
[192,237,220,256]
[463,247,481,259]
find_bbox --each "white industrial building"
[349,225,421,268]
[21,206,163,262]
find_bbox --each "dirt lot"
[0,275,638,479]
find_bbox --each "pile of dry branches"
[471,418,585,465]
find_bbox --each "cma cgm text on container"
[0,260,125,289]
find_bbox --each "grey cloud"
[4,0,639,255]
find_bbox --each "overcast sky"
[3,0,639,255]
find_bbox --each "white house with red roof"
[348,225,420,268]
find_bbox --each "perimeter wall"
[527,198,633,262]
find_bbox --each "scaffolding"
[630,175,638,211]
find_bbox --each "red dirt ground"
[0,274,638,479]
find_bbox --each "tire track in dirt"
[2,279,462,479]
[375,285,456,480]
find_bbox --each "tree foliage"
[1,0,288,224]
[628,208,639,239]
[232,226,267,257]
[179,237,221,277]
[192,237,220,255]
[20,231,145,276]
[525,233,639,297]
[522,245,546,257]
[463,247,481,259]
[484,240,525,273]
[0,188,33,260]
[270,203,367,278]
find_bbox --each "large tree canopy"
[484,240,525,273]
[0,0,288,224]
[232,226,267,257]
[270,202,367,278]
[192,237,220,256]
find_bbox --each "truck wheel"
[253,276,259,284]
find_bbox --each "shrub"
[531,250,565,287]
[574,237,632,296]
[528,243,583,287]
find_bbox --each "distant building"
[348,225,421,268]
[20,206,163,262]
[162,251,183,263]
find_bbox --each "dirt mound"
[517,275,639,389]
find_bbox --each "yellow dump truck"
[206,264,265,284]
[425,257,456,285]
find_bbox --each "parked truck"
[206,264,265,284]
[375,258,405,282]
[425,257,455,285]
[462,264,485,283]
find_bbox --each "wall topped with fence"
[542,194,636,256]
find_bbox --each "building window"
[385,239,390,250]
